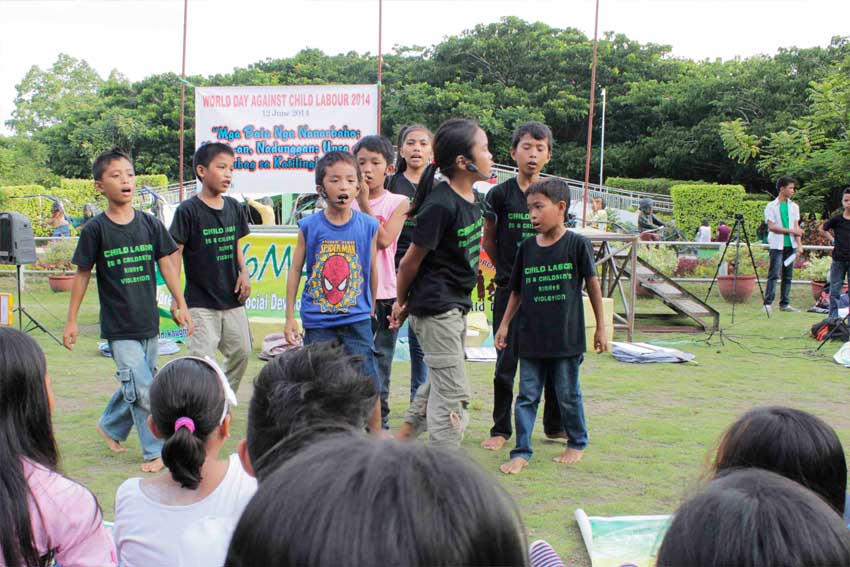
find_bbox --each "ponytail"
[161,424,208,489]
[150,358,227,490]
[407,163,438,218]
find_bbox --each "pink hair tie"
[175,417,195,433]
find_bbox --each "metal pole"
[178,0,189,200]
[599,87,606,187]
[376,0,383,134]
[581,0,601,227]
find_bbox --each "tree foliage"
[1,19,848,212]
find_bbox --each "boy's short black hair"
[842,187,850,195]
[776,176,797,191]
[245,341,377,481]
[511,121,554,151]
[527,177,570,218]
[352,135,394,165]
[315,151,361,187]
[193,142,235,180]
[92,149,133,181]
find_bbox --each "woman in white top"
[113,357,257,567]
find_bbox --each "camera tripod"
[704,214,768,326]
[14,265,62,346]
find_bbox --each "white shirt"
[764,198,800,250]
[696,225,712,243]
[114,454,257,567]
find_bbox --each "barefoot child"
[352,135,409,430]
[391,118,491,448]
[388,125,433,402]
[64,149,193,473]
[284,150,382,432]
[495,178,607,474]
[481,121,565,451]
[170,142,252,392]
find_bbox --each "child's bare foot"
[480,436,507,451]
[553,448,584,464]
[544,432,568,444]
[395,422,416,441]
[96,425,127,453]
[141,457,164,473]
[499,457,529,475]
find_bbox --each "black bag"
[811,319,850,342]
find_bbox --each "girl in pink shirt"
[0,328,116,567]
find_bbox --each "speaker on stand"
[0,212,62,345]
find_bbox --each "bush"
[638,244,678,276]
[136,174,169,188]
[0,185,53,236]
[35,238,77,272]
[670,184,747,240]
[605,177,703,196]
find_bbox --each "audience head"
[710,406,847,515]
[239,341,377,481]
[657,468,850,567]
[0,328,59,566]
[226,436,529,567]
[149,356,238,490]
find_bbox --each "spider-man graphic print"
[307,240,363,313]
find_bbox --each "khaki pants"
[405,308,470,448]
[186,306,252,392]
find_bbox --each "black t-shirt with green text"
[509,231,596,358]
[485,177,536,285]
[170,196,250,310]
[407,181,483,316]
[388,173,417,268]
[73,211,177,340]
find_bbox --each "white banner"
[195,85,379,195]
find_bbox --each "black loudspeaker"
[0,212,37,265]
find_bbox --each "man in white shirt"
[763,176,803,313]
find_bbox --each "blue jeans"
[829,259,850,320]
[407,323,428,401]
[99,338,163,460]
[511,355,587,461]
[373,299,399,429]
[304,319,380,391]
[764,247,795,307]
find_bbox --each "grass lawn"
[4,276,849,566]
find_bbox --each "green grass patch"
[3,276,848,566]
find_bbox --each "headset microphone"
[465,163,480,174]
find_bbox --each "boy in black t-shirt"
[481,122,565,451]
[170,143,252,391]
[64,150,192,473]
[819,187,850,320]
[495,178,607,475]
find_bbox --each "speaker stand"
[15,265,62,346]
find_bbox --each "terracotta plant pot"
[48,274,75,293]
[717,274,756,304]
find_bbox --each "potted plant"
[799,255,836,300]
[36,238,77,292]
[716,254,758,304]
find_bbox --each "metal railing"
[490,164,674,213]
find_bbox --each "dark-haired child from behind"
[170,142,252,392]
[496,178,607,474]
[284,150,382,433]
[352,135,409,430]
[64,150,193,474]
